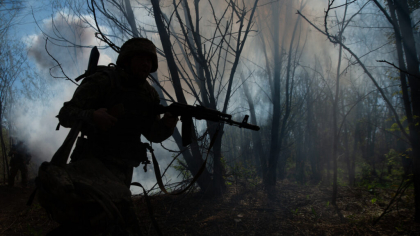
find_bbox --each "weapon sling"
[133,128,219,195]
[131,128,219,236]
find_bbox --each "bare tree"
[0,0,27,184]
[256,0,307,191]
[45,0,260,195]
[152,0,260,195]
[240,71,265,177]
[298,0,420,221]
[371,0,420,221]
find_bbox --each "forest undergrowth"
[0,177,418,236]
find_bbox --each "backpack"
[29,47,133,233]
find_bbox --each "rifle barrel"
[155,103,260,131]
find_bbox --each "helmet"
[116,38,158,72]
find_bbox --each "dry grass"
[0,180,419,236]
[135,180,419,236]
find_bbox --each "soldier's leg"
[46,222,92,236]
[8,165,18,187]
[111,200,142,236]
[20,164,28,187]
[107,165,141,235]
[122,167,142,235]
[99,161,141,235]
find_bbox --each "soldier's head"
[116,38,158,83]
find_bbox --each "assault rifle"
[154,102,260,146]
[73,46,260,147]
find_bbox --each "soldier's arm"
[143,114,176,143]
[142,87,176,143]
[57,73,112,128]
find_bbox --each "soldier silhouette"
[9,140,31,187]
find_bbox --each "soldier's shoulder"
[144,81,158,93]
[81,67,119,88]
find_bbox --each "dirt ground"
[0,179,419,236]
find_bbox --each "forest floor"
[0,179,419,236]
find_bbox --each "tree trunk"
[350,102,362,186]
[211,126,226,195]
[151,0,214,192]
[342,95,352,186]
[369,94,379,177]
[267,2,301,187]
[305,72,319,182]
[277,10,302,181]
[296,126,304,184]
[266,0,283,189]
[332,41,343,205]
[151,77,213,191]
[180,0,210,107]
[241,73,266,180]
[123,0,139,37]
[386,0,412,144]
[0,102,9,184]
[394,0,420,222]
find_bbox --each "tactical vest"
[71,66,156,168]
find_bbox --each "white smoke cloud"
[16,10,183,193]
[16,11,115,162]
[26,11,116,79]
[13,81,75,164]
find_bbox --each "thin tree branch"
[45,38,79,86]
[297,10,411,142]
[377,59,420,80]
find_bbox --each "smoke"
[15,0,394,193]
[12,82,73,164]
[15,11,183,193]
[27,11,113,79]
[15,11,113,162]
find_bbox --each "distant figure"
[8,141,31,187]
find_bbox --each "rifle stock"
[75,46,100,82]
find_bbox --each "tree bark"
[305,71,320,182]
[241,73,266,180]
[332,41,343,205]
[277,10,301,181]
[151,75,213,191]
[0,102,9,183]
[350,102,362,186]
[394,0,420,222]
[151,0,213,192]
[296,126,305,184]
[123,0,139,37]
[266,0,283,189]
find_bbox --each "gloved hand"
[92,108,118,131]
[161,112,178,129]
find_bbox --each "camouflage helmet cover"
[116,38,158,72]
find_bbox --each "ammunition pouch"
[116,141,150,168]
[85,137,151,169]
